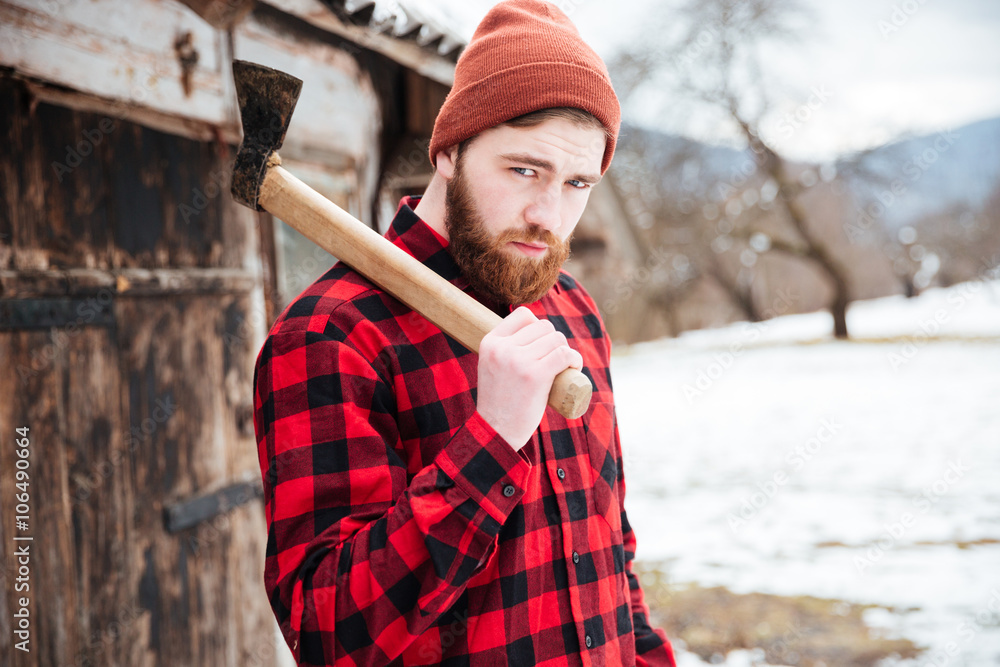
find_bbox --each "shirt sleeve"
[253,326,530,665]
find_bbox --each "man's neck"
[412,172,450,241]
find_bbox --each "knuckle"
[480,341,501,363]
[513,360,535,381]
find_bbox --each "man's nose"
[524,185,562,233]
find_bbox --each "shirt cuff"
[435,411,532,525]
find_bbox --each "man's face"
[442,117,606,306]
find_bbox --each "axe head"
[231,60,303,210]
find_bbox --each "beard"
[444,156,571,306]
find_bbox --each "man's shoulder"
[551,269,601,316]
[556,270,579,292]
[544,269,609,342]
[267,262,398,340]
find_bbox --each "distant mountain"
[616,117,1000,230]
[843,117,1000,228]
[615,124,747,197]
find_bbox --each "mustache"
[495,226,563,249]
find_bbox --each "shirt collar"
[386,196,469,290]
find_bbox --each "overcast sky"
[443,0,1000,161]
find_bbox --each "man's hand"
[476,306,584,450]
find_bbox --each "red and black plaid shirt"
[253,196,676,666]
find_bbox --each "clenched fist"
[476,307,583,450]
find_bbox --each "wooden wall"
[0,74,278,665]
[0,0,455,659]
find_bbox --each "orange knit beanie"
[428,0,621,175]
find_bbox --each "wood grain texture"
[0,328,127,666]
[0,77,276,665]
[0,296,273,667]
[259,163,594,419]
[0,0,226,128]
[0,76,248,274]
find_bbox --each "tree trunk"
[735,119,853,339]
[832,291,849,339]
[708,265,761,322]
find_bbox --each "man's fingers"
[507,319,558,347]
[484,307,581,384]
[522,329,569,360]
[490,306,538,337]
[537,341,583,373]
[522,329,582,374]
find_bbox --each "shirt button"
[572,551,580,564]
[502,484,516,497]
[556,468,566,480]
[585,634,593,648]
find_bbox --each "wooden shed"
[0,0,460,664]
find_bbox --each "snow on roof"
[324,0,480,60]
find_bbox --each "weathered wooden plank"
[0,5,293,665]
[404,67,449,136]
[256,213,282,326]
[0,291,272,664]
[0,326,138,666]
[0,307,279,666]
[0,75,259,273]
[1,0,396,166]
[115,293,270,665]
[18,76,240,146]
[0,76,47,271]
[0,0,231,128]
[0,268,259,299]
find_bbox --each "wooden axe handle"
[259,162,594,420]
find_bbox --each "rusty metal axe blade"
[231,60,303,210]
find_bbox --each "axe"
[230,61,593,420]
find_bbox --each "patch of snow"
[393,0,494,39]
[613,280,1000,665]
[675,647,791,667]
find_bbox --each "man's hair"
[457,107,610,157]
[503,107,609,136]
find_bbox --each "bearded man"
[252,1,677,664]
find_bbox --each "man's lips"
[508,241,549,258]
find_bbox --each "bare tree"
[610,0,855,338]
[602,142,708,334]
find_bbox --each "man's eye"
[512,167,535,177]
[567,180,590,189]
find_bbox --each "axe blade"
[231,60,303,210]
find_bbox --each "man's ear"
[435,145,459,180]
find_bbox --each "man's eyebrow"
[498,152,602,185]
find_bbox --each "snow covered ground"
[612,280,1000,666]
